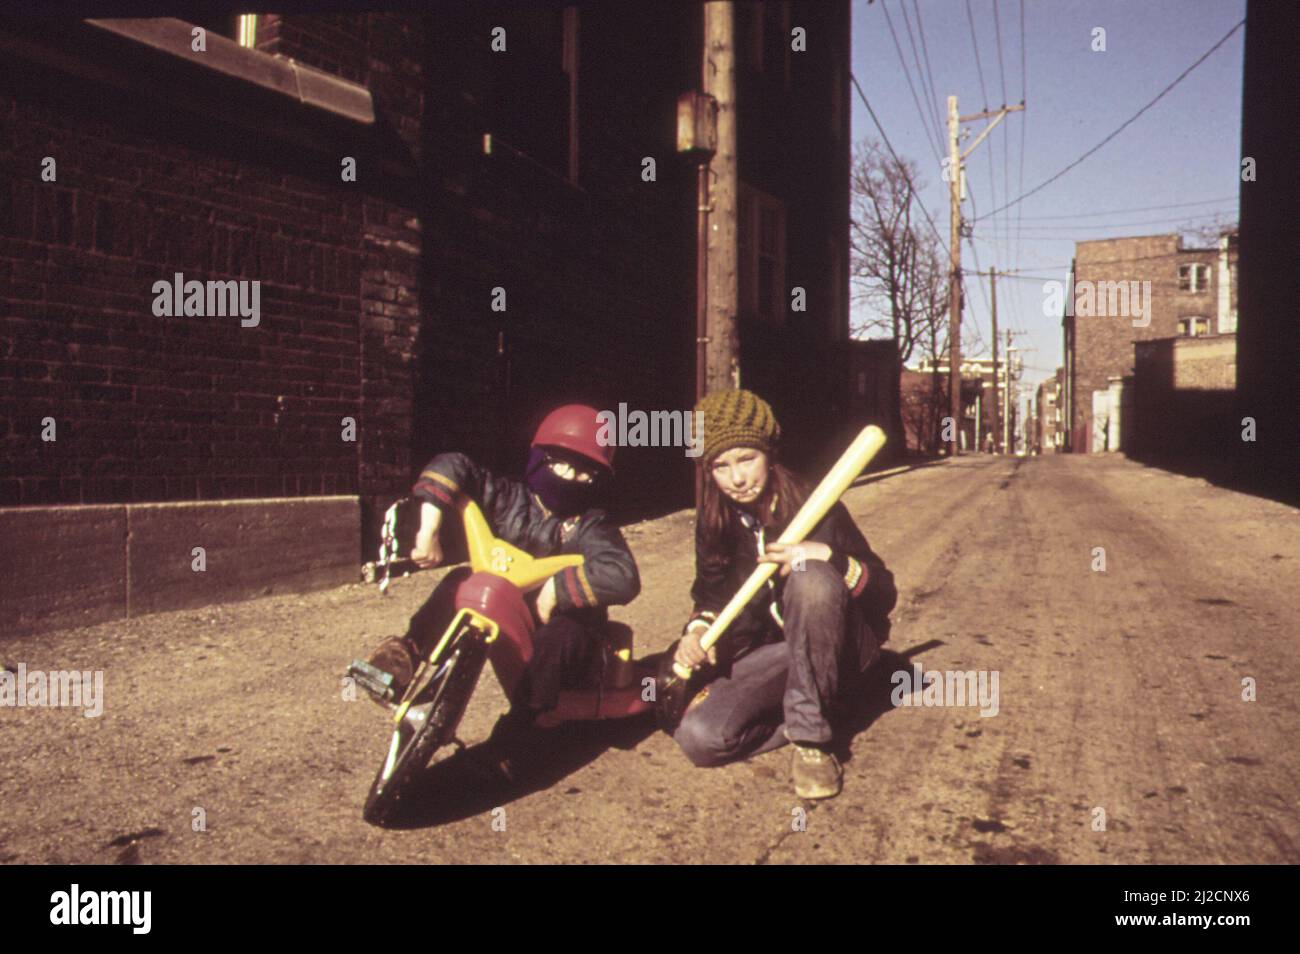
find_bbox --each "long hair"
[697,455,809,566]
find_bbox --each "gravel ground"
[1,453,1296,864]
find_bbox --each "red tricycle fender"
[453,571,536,698]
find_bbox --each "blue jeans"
[672,560,878,766]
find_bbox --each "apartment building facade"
[1061,230,1238,453]
[0,3,853,635]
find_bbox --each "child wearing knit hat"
[671,389,897,799]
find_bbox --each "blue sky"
[849,0,1246,404]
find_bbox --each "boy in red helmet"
[365,405,640,777]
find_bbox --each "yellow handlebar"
[460,497,582,590]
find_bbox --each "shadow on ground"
[380,640,944,829]
[848,457,953,491]
[835,640,943,765]
[384,698,661,830]
[1125,454,1300,509]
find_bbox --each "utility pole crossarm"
[960,104,1025,161]
[958,103,1026,123]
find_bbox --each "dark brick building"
[0,4,851,634]
[1236,0,1300,504]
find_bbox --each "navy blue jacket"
[689,499,896,657]
[411,452,641,619]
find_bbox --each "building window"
[1178,263,1210,293]
[1177,316,1210,337]
[739,183,787,325]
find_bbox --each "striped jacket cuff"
[843,555,869,598]
[413,470,459,508]
[558,565,599,609]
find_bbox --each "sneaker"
[791,743,843,799]
[366,636,418,699]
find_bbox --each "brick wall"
[1131,334,1237,462]
[0,13,420,522]
[1070,234,1223,451]
[1,6,854,632]
[0,91,368,506]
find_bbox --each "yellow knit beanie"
[695,389,781,464]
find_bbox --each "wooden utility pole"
[1004,330,1015,456]
[946,97,1025,455]
[947,96,962,454]
[703,2,738,395]
[990,267,999,453]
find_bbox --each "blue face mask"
[525,447,602,517]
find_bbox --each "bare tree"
[1179,219,1237,249]
[851,139,952,454]
[849,139,947,367]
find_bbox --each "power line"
[993,0,1009,106]
[1015,0,1027,292]
[968,240,993,320]
[975,211,1236,231]
[979,196,1238,222]
[849,71,950,258]
[971,272,1072,283]
[966,190,1001,340]
[977,18,1246,219]
[964,0,990,109]
[977,200,1237,223]
[879,0,944,168]
[978,241,1235,273]
[992,0,1012,289]
[896,1,945,163]
[980,230,1234,242]
[909,0,949,168]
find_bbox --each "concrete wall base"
[1,497,359,639]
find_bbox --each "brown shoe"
[791,743,843,799]
[367,636,417,699]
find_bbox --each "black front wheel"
[363,626,490,826]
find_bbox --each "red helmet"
[531,404,615,474]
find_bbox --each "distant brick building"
[1034,372,1063,454]
[836,339,903,465]
[1061,230,1237,453]
[907,356,1010,454]
[0,4,852,635]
